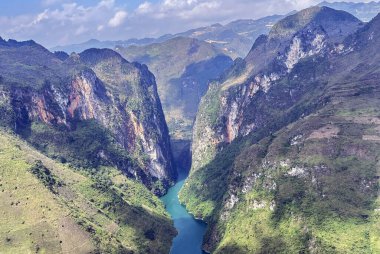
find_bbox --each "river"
[160,170,207,254]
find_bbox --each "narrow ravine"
[160,169,207,254]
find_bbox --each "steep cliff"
[180,7,380,253]
[0,38,175,194]
[190,6,363,175]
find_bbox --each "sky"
[0,0,374,48]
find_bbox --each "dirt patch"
[307,125,340,140]
[58,217,95,254]
[105,221,119,234]
[343,116,380,125]
[362,135,380,142]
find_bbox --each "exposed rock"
[191,7,363,173]
[0,40,176,193]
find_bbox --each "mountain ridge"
[180,7,380,253]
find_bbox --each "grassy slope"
[218,99,380,253]
[0,130,175,254]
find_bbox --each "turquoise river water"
[160,171,207,254]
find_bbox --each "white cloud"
[98,0,115,9]
[108,11,128,27]
[177,1,221,19]
[163,0,199,9]
[137,2,153,14]
[75,25,88,35]
[30,9,49,25]
[97,25,104,31]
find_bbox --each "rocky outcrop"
[0,40,175,193]
[191,6,363,174]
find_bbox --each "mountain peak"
[79,48,128,66]
[0,37,41,48]
[269,6,361,39]
[86,38,100,43]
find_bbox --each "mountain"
[50,2,380,58]
[0,38,176,194]
[189,5,363,173]
[52,15,284,167]
[51,15,285,59]
[0,37,178,252]
[51,38,166,54]
[180,7,380,253]
[319,1,380,21]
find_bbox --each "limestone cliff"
[191,6,363,174]
[181,7,380,253]
[0,40,175,194]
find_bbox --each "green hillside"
[0,129,176,253]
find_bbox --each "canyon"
[0,2,379,254]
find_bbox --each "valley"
[0,1,379,254]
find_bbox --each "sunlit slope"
[0,130,175,254]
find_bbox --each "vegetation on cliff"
[180,7,380,253]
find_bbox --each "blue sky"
[0,0,159,15]
[0,0,373,48]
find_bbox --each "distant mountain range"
[171,14,285,58]
[51,1,380,59]
[52,15,286,58]
[318,1,380,21]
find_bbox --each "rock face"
[0,39,175,193]
[180,7,380,253]
[191,6,363,174]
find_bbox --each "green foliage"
[0,103,15,129]
[20,120,135,171]
[29,160,63,194]
[199,83,222,126]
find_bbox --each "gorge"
[0,2,379,254]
